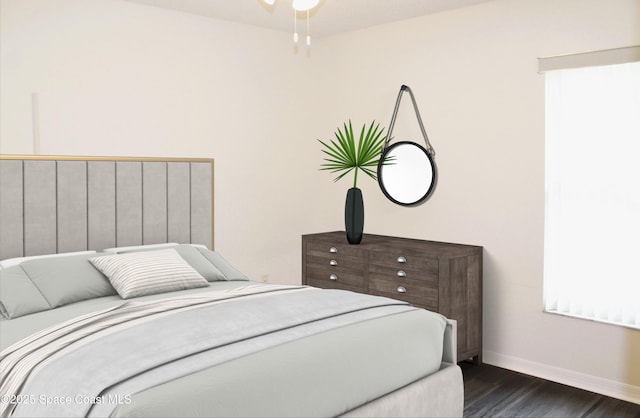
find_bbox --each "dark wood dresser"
[302,231,483,364]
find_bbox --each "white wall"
[1,0,639,404]
[307,0,640,402]
[0,0,318,285]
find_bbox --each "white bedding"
[1,283,448,418]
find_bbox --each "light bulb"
[293,32,299,43]
[306,35,311,46]
[292,0,319,11]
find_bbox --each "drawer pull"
[397,286,407,293]
[397,270,407,277]
[397,256,407,263]
[329,246,338,253]
[329,274,338,281]
[329,259,338,266]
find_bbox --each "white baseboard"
[482,350,640,405]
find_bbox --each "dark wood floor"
[461,362,640,417]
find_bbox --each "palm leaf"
[318,119,389,187]
[318,141,348,163]
[360,132,384,165]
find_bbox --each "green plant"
[318,120,388,188]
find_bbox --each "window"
[542,47,640,329]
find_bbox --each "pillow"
[0,266,52,319]
[102,243,179,253]
[116,244,226,282]
[0,250,97,269]
[89,249,209,299]
[20,253,117,308]
[196,248,250,281]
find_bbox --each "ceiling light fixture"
[264,0,319,46]
[292,0,319,11]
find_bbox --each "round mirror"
[377,141,437,206]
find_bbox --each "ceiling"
[123,0,494,38]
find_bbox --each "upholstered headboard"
[0,155,214,260]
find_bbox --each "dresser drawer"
[368,250,439,277]
[369,275,438,310]
[305,241,365,269]
[305,240,365,258]
[305,264,365,290]
[368,263,438,284]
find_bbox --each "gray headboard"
[0,155,214,260]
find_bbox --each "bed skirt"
[341,362,463,418]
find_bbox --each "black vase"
[345,187,364,244]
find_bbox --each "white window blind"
[542,48,640,329]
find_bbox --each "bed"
[0,155,463,418]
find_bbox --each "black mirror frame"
[377,141,438,207]
[378,85,437,207]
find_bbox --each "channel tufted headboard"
[0,155,214,260]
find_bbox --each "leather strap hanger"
[384,85,435,157]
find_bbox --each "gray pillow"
[118,244,226,282]
[196,248,250,281]
[0,266,52,319]
[20,252,117,308]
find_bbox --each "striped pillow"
[89,249,209,299]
